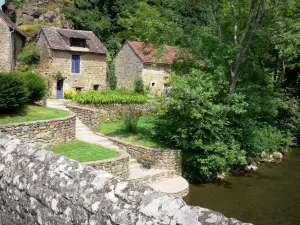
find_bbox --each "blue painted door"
[56,79,64,99]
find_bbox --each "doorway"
[56,78,64,99]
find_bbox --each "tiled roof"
[39,26,108,54]
[127,41,180,65]
[0,10,26,38]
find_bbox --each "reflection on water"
[183,149,300,225]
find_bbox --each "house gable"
[115,42,144,90]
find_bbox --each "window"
[151,82,156,87]
[70,38,86,47]
[93,85,100,91]
[75,87,83,92]
[72,55,80,73]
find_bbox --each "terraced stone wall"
[104,135,182,175]
[0,135,251,225]
[86,150,130,179]
[0,114,76,147]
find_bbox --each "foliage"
[64,89,78,100]
[17,43,40,71]
[72,89,148,104]
[20,72,46,103]
[134,76,145,94]
[0,73,28,112]
[153,71,248,181]
[0,105,70,124]
[48,140,120,162]
[121,107,142,133]
[106,54,117,89]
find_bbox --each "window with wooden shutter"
[72,55,80,73]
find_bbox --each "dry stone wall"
[67,102,153,123]
[0,114,76,147]
[86,150,130,179]
[0,135,252,225]
[66,104,100,131]
[103,135,182,175]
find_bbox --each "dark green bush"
[73,89,148,104]
[0,73,28,111]
[134,76,145,94]
[107,63,117,90]
[21,72,46,103]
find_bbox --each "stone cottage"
[0,10,26,72]
[114,41,180,95]
[36,26,108,98]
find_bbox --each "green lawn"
[99,116,167,148]
[48,140,120,162]
[0,105,70,124]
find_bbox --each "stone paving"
[47,99,189,197]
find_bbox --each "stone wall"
[86,150,130,179]
[0,17,12,72]
[115,42,144,90]
[0,114,76,147]
[0,135,251,225]
[103,135,182,175]
[66,104,100,131]
[67,102,153,123]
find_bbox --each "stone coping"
[65,103,99,112]
[0,112,74,127]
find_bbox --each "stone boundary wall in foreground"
[86,149,130,179]
[0,135,252,225]
[101,134,182,175]
[0,114,76,147]
[66,104,100,131]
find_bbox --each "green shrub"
[122,107,142,133]
[21,72,46,103]
[107,63,117,90]
[73,89,148,104]
[134,76,145,94]
[243,125,293,156]
[0,73,28,111]
[17,43,40,71]
[64,89,78,100]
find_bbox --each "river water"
[184,149,300,225]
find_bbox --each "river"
[184,149,300,225]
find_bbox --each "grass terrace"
[0,105,70,125]
[99,116,167,148]
[48,140,120,162]
[72,89,149,104]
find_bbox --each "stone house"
[114,41,180,95]
[36,26,108,98]
[0,10,26,72]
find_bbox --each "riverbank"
[184,148,300,225]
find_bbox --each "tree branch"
[211,0,223,42]
[229,0,238,45]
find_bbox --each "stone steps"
[47,99,189,197]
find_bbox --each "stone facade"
[102,135,182,175]
[0,135,251,225]
[86,150,130,179]
[0,12,25,73]
[0,114,76,147]
[115,42,144,90]
[114,42,172,96]
[36,28,107,97]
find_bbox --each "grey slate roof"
[0,10,26,38]
[38,26,108,54]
